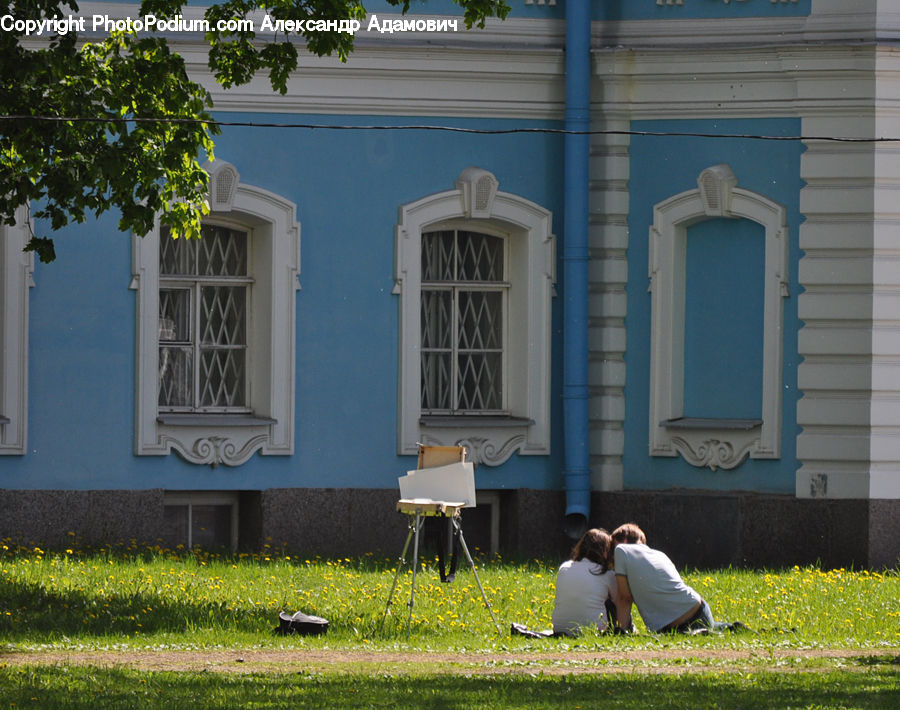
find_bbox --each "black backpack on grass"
[276,610,329,636]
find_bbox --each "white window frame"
[395,167,555,466]
[158,221,253,414]
[420,225,510,416]
[0,205,34,455]
[648,164,788,470]
[132,161,300,466]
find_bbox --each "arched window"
[133,161,300,466]
[395,168,555,466]
[648,164,788,470]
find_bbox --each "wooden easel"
[380,446,501,635]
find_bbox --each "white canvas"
[398,461,476,508]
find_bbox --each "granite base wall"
[592,491,900,570]
[257,488,573,559]
[0,488,897,569]
[0,489,166,548]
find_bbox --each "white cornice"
[67,4,566,49]
[175,39,565,118]
[72,2,900,49]
[184,11,900,119]
[594,16,809,50]
[593,16,899,50]
[21,3,900,120]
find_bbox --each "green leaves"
[2,21,218,257]
[23,236,56,264]
[0,0,510,260]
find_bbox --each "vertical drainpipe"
[562,0,591,539]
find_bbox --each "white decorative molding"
[669,435,755,471]
[421,433,527,467]
[161,434,271,468]
[697,164,738,217]
[207,160,240,212]
[649,165,788,470]
[0,206,34,455]
[456,167,499,219]
[132,161,300,465]
[395,168,555,466]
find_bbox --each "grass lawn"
[1,538,898,708]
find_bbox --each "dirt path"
[2,648,897,676]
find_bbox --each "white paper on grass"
[398,461,476,508]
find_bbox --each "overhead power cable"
[0,114,897,142]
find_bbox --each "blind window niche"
[683,217,765,421]
[649,164,788,470]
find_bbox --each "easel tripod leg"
[407,511,423,636]
[453,517,501,634]
[380,515,417,631]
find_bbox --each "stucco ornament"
[669,436,755,471]
[160,434,270,467]
[453,435,527,467]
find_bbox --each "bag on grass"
[276,610,330,636]
[423,516,461,583]
[510,622,554,639]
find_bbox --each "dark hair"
[611,522,646,546]
[570,528,612,574]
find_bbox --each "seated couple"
[551,523,735,636]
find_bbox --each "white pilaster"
[588,110,630,491]
[796,40,900,500]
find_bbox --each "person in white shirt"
[551,528,619,636]
[611,522,730,634]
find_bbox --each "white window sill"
[156,413,277,427]
[421,415,534,428]
[662,417,762,431]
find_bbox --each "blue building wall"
[623,117,804,494]
[5,113,565,494]
[684,217,765,420]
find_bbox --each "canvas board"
[398,461,476,508]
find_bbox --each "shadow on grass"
[0,576,273,639]
[857,655,900,667]
[1,665,899,709]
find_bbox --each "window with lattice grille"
[158,225,251,412]
[421,230,507,414]
[133,161,299,466]
[395,169,554,466]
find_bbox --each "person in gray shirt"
[610,523,732,634]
